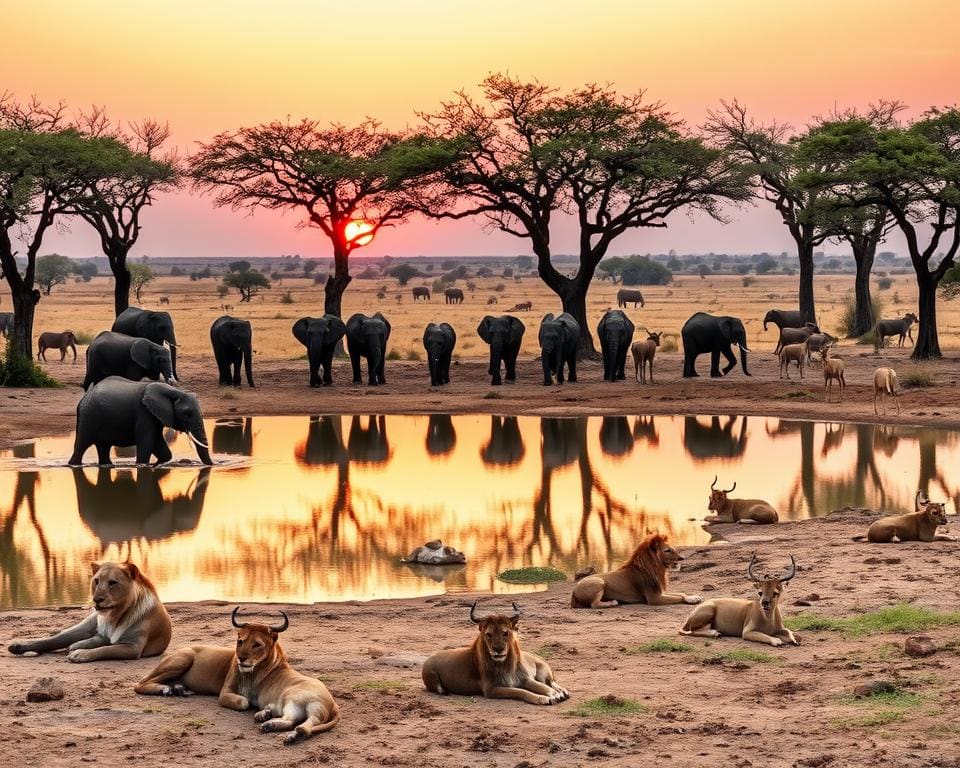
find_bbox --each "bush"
[660,335,678,353]
[621,256,672,286]
[900,365,935,387]
[386,349,402,361]
[877,277,893,290]
[405,349,422,361]
[73,330,97,345]
[493,282,506,292]
[0,342,62,388]
[839,293,885,340]
[742,275,756,287]
[280,290,295,304]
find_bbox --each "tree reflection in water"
[212,418,253,457]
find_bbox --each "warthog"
[865,490,954,543]
[680,554,799,647]
[875,313,918,348]
[421,603,569,705]
[705,476,778,524]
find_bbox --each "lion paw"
[684,595,703,605]
[769,638,783,647]
[283,729,307,746]
[535,695,553,705]
[67,649,93,663]
[254,709,272,724]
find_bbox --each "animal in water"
[292,315,346,387]
[210,315,255,387]
[422,322,456,386]
[538,312,580,385]
[873,367,901,415]
[681,312,751,378]
[680,554,799,647]
[37,330,77,363]
[412,286,431,301]
[570,533,702,609]
[111,306,179,379]
[778,341,807,380]
[820,344,846,402]
[632,329,662,384]
[345,312,391,385]
[83,331,175,390]
[875,313,919,349]
[616,288,645,309]
[774,322,819,355]
[444,287,464,304]
[68,377,212,466]
[421,603,569,705]
[597,309,635,381]
[762,308,805,333]
[477,315,525,385]
[865,490,954,543]
[705,476,779,524]
[8,561,171,662]
[401,539,466,565]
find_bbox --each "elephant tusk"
[738,344,751,353]
[184,432,209,450]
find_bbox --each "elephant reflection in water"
[212,418,253,456]
[295,416,348,467]
[632,416,659,448]
[683,415,748,461]
[599,417,634,457]
[74,466,210,551]
[348,415,391,465]
[425,415,457,457]
[480,416,525,467]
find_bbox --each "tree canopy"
[223,268,271,302]
[128,262,156,301]
[35,253,74,295]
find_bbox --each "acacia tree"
[191,119,452,317]
[35,253,74,295]
[422,75,751,354]
[128,262,155,301]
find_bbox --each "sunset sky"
[3,0,958,260]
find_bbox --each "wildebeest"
[616,288,645,309]
[875,313,918,348]
[774,322,819,355]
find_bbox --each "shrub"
[877,277,893,290]
[386,349,402,361]
[279,290,295,304]
[742,275,756,287]
[0,342,62,388]
[493,282,506,292]
[73,330,96,345]
[405,349,422,361]
[660,335,678,353]
[900,366,935,387]
[839,293,885,339]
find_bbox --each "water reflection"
[1,414,958,609]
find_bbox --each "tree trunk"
[558,284,598,359]
[797,241,816,324]
[109,245,132,317]
[913,274,941,360]
[324,244,352,318]
[849,240,875,337]
[10,287,38,361]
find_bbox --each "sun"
[344,219,375,248]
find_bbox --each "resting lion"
[401,539,466,565]
[571,533,702,609]
[8,561,171,662]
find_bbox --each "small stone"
[853,680,897,698]
[26,677,65,702]
[904,636,937,658]
[701,584,716,591]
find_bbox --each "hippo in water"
[401,540,467,565]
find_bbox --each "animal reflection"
[683,415,748,461]
[425,415,456,457]
[347,415,391,465]
[599,416,633,457]
[480,416,525,467]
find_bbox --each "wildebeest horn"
[270,611,289,634]
[747,553,759,581]
[511,602,522,619]
[781,555,796,582]
[724,481,737,494]
[711,475,718,490]
[469,601,481,624]
[231,606,247,629]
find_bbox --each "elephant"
[597,309,636,381]
[210,315,254,387]
[681,312,751,378]
[68,377,212,466]
[74,466,209,548]
[345,312,391,385]
[211,417,253,456]
[112,307,179,379]
[600,416,634,457]
[37,331,77,363]
[480,415,525,466]
[83,331,175,390]
[423,322,456,386]
[538,312,580,385]
[444,287,464,304]
[762,308,805,332]
[616,288,645,309]
[426,414,457,456]
[477,315,525,385]
[412,286,431,301]
[292,315,347,387]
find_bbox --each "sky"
[2,0,958,260]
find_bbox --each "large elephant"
[212,417,253,456]
[538,312,579,385]
[83,331,175,390]
[68,377,212,466]
[112,307,179,379]
[423,322,456,386]
[681,312,751,378]
[597,309,636,381]
[292,315,346,387]
[412,286,431,301]
[346,312,391,385]
[477,315,525,385]
[616,289,645,309]
[210,315,254,387]
[762,308,805,332]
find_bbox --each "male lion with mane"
[8,561,171,662]
[571,533,702,609]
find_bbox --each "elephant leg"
[69,436,91,466]
[505,350,518,382]
[230,348,242,386]
[350,352,362,384]
[710,348,722,377]
[214,346,230,385]
[567,355,577,383]
[720,345,737,376]
[95,443,113,466]
[153,435,173,465]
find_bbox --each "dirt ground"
[2,511,959,768]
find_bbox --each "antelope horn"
[781,555,796,582]
[231,606,247,629]
[747,552,759,581]
[711,475,718,490]
[510,602,523,619]
[469,601,481,624]
[724,481,737,494]
[269,611,289,634]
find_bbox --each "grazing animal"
[412,286,431,302]
[376,289,386,300]
[762,308,804,333]
[805,332,837,362]
[774,322,819,355]
[875,313,918,348]
[570,533,702,609]
[820,344,846,402]
[158,296,170,305]
[865,490,954,543]
[487,295,498,305]
[214,609,339,743]
[444,287,464,304]
[706,476,778,524]
[8,561,171,662]
[778,341,807,380]
[873,367,901,415]
[631,329,662,384]
[37,330,78,363]
[680,554,799,647]
[616,288,645,309]
[401,539,466,565]
[421,603,569,705]
[511,301,533,312]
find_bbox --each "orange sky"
[2,1,958,259]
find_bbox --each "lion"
[138,608,339,745]
[8,561,171,662]
[421,602,569,705]
[570,533,702,609]
[865,490,955,543]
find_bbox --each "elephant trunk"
[489,341,504,382]
[167,331,179,379]
[369,348,383,385]
[607,338,619,378]
[739,345,750,376]
[188,421,213,465]
[243,340,254,387]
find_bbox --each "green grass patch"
[787,604,960,637]
[832,687,924,730]
[183,717,210,729]
[900,365,935,388]
[566,695,647,717]
[705,648,779,665]
[624,638,697,655]
[496,566,566,584]
[353,679,407,692]
[0,343,62,388]
[532,643,560,660]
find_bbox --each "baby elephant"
[37,330,78,363]
[705,477,779,524]
[865,490,954,543]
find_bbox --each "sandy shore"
[2,510,959,768]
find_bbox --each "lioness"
[422,602,569,705]
[8,561,171,662]
[866,491,955,543]
[570,533,702,609]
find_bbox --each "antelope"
[873,367,900,415]
[706,476,778,524]
[820,344,845,402]
[864,490,955,543]
[631,328,662,384]
[778,341,807,380]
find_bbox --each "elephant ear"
[509,316,526,343]
[292,318,311,346]
[329,316,347,343]
[142,382,178,428]
[130,338,154,368]
[720,318,735,342]
[379,315,392,340]
[623,313,636,334]
[477,316,495,343]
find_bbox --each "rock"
[853,680,897,698]
[701,583,716,591]
[904,636,937,658]
[27,677,65,702]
